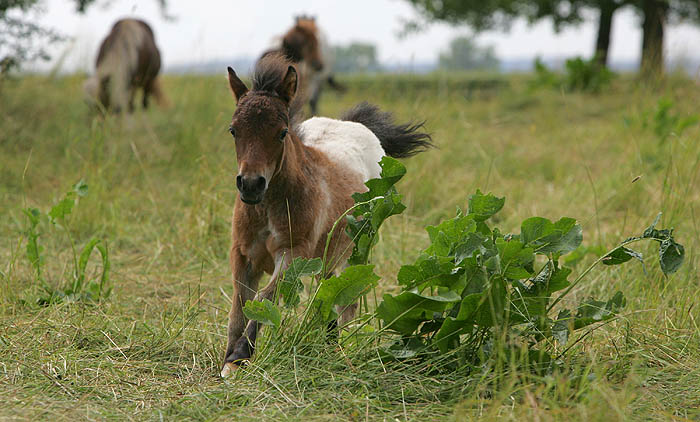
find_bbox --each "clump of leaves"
[531,56,614,93]
[22,180,111,305]
[641,98,699,143]
[375,190,683,370]
[240,158,685,376]
[563,56,614,93]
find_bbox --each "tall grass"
[0,72,698,420]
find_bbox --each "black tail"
[340,102,433,158]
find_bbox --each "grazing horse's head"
[282,16,323,71]
[227,55,298,205]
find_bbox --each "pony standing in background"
[84,18,166,114]
[221,53,432,376]
[262,15,345,115]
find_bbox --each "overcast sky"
[31,0,700,72]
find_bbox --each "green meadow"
[1,72,699,420]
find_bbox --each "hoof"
[220,362,239,378]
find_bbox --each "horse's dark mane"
[251,53,304,126]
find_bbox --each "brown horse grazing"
[221,53,432,377]
[84,18,166,113]
[261,15,345,115]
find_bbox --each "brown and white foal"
[221,54,431,377]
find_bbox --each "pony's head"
[227,54,298,205]
[282,16,323,71]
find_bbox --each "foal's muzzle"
[236,174,267,205]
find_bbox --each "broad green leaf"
[536,218,582,255]
[313,265,379,322]
[279,257,323,307]
[454,232,488,263]
[369,194,406,230]
[456,277,507,326]
[351,157,406,205]
[510,281,547,324]
[467,190,505,222]
[574,291,625,330]
[546,266,571,293]
[659,239,684,275]
[396,255,460,290]
[520,217,554,246]
[425,210,477,256]
[48,192,75,223]
[346,157,407,265]
[377,289,461,335]
[434,317,472,353]
[496,238,534,279]
[243,299,282,327]
[638,213,685,275]
[602,246,642,266]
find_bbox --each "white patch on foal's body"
[298,117,384,182]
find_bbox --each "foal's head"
[282,16,323,71]
[227,55,298,205]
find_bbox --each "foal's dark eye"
[279,128,288,142]
[229,126,236,137]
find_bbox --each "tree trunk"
[594,0,616,67]
[641,0,667,76]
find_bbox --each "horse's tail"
[340,102,433,158]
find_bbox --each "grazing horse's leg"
[128,88,136,113]
[221,248,261,376]
[142,89,150,109]
[143,78,155,109]
[309,77,322,115]
[223,249,292,373]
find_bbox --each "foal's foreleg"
[223,250,291,373]
[222,249,260,376]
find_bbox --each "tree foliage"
[332,42,381,73]
[404,0,700,74]
[0,0,168,73]
[438,36,499,71]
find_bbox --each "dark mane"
[251,53,304,125]
[252,53,293,93]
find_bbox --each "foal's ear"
[227,66,248,103]
[276,65,297,104]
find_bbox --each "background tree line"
[404,0,700,75]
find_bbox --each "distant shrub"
[646,98,699,142]
[531,56,614,93]
[564,57,614,93]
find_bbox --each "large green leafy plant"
[376,189,683,366]
[243,157,685,370]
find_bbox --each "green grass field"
[1,72,699,421]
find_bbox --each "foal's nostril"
[236,175,243,191]
[255,176,266,191]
